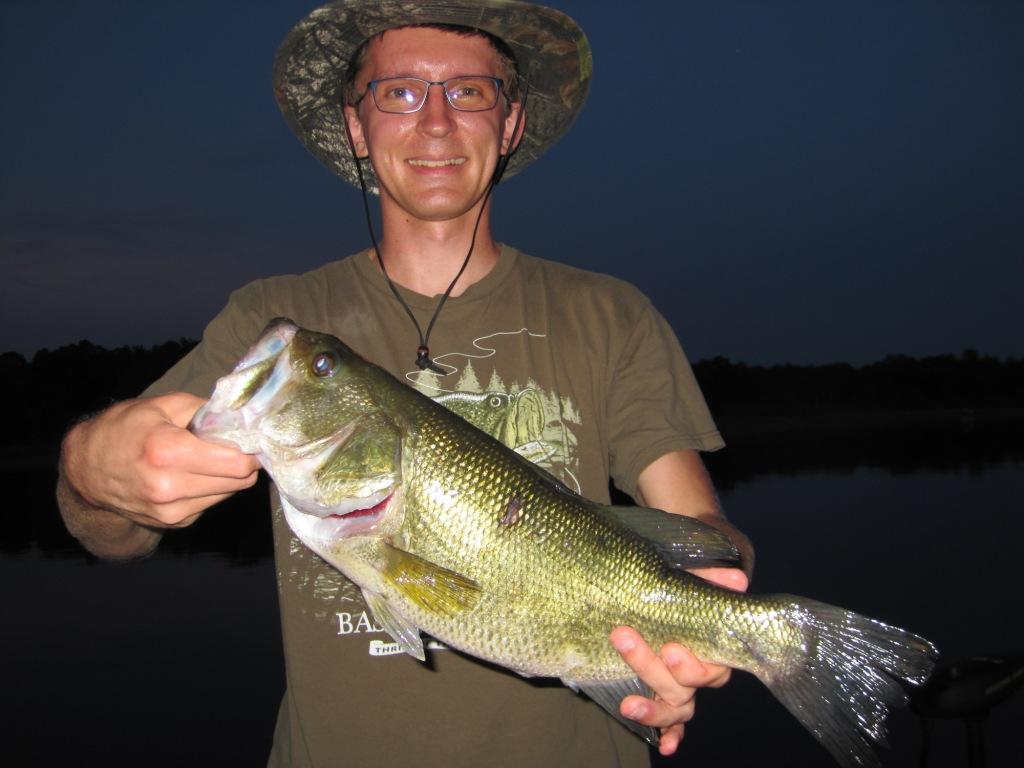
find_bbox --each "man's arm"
[613,448,754,756]
[58,392,260,560]
[634,448,754,581]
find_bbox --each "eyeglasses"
[359,76,505,114]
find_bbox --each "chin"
[381,175,490,219]
[402,192,488,222]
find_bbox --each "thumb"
[154,392,209,428]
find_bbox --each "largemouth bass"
[191,319,937,767]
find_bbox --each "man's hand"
[611,566,749,756]
[59,393,260,557]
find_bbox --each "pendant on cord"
[416,346,445,374]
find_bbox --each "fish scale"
[377,382,792,680]
[191,319,938,768]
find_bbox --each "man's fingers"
[689,566,749,592]
[612,627,729,698]
[147,426,260,480]
[170,467,260,502]
[657,724,684,756]
[156,392,209,427]
[659,642,732,688]
[620,693,695,728]
[610,627,689,704]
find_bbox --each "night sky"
[3,0,1022,364]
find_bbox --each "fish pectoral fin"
[363,590,426,661]
[596,505,741,570]
[565,677,660,747]
[381,543,482,617]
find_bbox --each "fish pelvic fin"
[564,677,660,747]
[381,543,483,617]
[364,591,426,661]
[755,598,938,768]
[363,545,482,662]
[596,505,741,569]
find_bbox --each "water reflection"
[666,461,1024,768]
[6,432,1023,766]
[707,408,1024,489]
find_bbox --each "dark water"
[678,462,1024,768]
[4,444,1023,766]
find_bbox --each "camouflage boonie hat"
[273,0,592,191]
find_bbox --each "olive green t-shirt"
[145,245,723,768]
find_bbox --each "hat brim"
[272,0,592,191]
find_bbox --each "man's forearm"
[56,472,162,560]
[57,421,162,561]
[635,450,755,580]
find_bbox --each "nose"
[416,84,457,136]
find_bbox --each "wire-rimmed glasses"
[360,76,505,113]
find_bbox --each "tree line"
[1,340,1021,447]
[7,340,1021,558]
[695,350,1024,417]
[1,339,197,446]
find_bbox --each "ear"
[501,101,525,155]
[343,104,370,159]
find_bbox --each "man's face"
[343,27,521,224]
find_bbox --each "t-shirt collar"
[352,243,519,312]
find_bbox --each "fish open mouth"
[328,492,393,522]
[189,320,299,451]
[282,488,396,542]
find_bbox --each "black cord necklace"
[354,164,496,374]
[351,80,528,374]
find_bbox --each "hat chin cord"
[349,81,528,375]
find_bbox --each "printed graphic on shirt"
[278,518,366,619]
[405,329,583,493]
[278,328,584,656]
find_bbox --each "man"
[58,2,753,766]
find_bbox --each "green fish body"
[191,319,937,767]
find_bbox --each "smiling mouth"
[408,157,466,168]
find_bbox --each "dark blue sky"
[2,1,1021,364]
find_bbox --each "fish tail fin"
[753,597,938,768]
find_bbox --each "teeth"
[409,158,466,168]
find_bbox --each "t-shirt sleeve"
[141,281,268,399]
[606,300,723,500]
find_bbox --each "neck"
[373,198,501,298]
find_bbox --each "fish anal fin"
[597,505,741,570]
[565,676,659,747]
[363,590,425,661]
[381,543,482,617]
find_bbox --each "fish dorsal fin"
[363,590,426,661]
[381,543,483,617]
[596,505,740,570]
[564,676,659,747]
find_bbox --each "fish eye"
[311,351,338,378]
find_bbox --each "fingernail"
[625,701,643,718]
[612,633,635,653]
[663,648,683,667]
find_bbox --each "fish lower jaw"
[281,490,394,541]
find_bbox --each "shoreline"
[5,405,1023,466]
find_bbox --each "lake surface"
[681,461,1024,768]
[4,453,1022,767]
